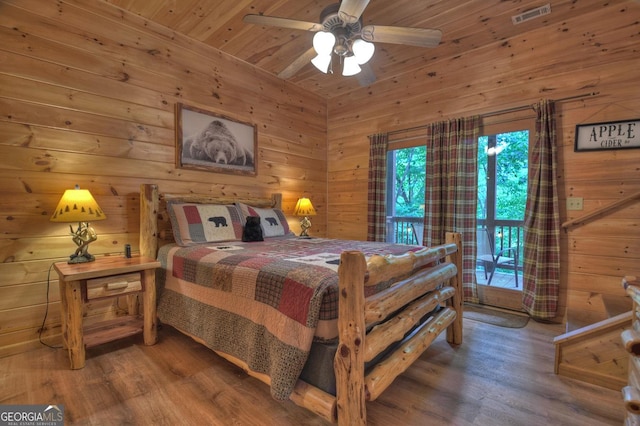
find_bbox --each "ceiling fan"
[243,0,442,86]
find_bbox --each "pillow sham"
[236,202,291,238]
[168,202,243,246]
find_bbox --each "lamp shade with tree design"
[50,185,106,263]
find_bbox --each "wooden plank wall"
[327,2,640,326]
[0,0,327,356]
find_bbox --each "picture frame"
[574,118,640,152]
[175,103,257,176]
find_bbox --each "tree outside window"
[386,146,426,243]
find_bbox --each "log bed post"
[335,250,367,426]
[140,184,159,259]
[446,232,463,345]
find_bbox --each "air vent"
[511,3,551,25]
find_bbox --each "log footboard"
[334,232,463,425]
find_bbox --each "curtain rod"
[387,91,599,137]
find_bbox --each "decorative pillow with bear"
[167,202,243,246]
[236,202,291,238]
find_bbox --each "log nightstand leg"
[58,279,69,350]
[63,280,85,369]
[141,269,157,345]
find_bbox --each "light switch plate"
[567,197,583,211]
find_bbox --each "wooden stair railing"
[553,277,639,390]
[562,190,640,229]
[556,188,640,391]
[553,310,632,390]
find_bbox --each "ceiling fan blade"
[278,47,316,79]
[361,25,442,47]
[338,0,370,24]
[243,14,324,32]
[357,63,376,87]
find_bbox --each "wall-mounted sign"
[575,118,639,152]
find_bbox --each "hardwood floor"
[0,318,624,425]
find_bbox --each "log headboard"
[139,184,282,259]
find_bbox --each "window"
[385,146,426,244]
[477,131,529,223]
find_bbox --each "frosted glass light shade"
[311,54,332,73]
[352,39,375,64]
[486,142,508,156]
[313,31,336,55]
[342,55,361,76]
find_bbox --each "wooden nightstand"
[54,255,161,369]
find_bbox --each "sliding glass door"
[383,119,532,310]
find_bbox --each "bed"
[139,183,463,425]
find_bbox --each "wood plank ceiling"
[103,0,628,99]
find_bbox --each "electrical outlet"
[567,197,583,211]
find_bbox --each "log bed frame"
[139,183,463,425]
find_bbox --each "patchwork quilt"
[156,235,421,400]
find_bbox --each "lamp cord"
[39,262,62,349]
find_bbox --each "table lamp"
[50,185,106,263]
[293,197,316,237]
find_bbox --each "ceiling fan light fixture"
[244,1,443,85]
[342,55,361,76]
[313,31,336,56]
[311,54,332,73]
[352,39,375,64]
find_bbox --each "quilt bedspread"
[156,235,421,400]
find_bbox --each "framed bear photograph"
[175,103,257,176]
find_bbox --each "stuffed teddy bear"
[242,216,264,242]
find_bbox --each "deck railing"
[386,217,524,270]
[386,216,423,245]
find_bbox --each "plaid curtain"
[424,116,480,302]
[367,133,389,242]
[521,99,560,319]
